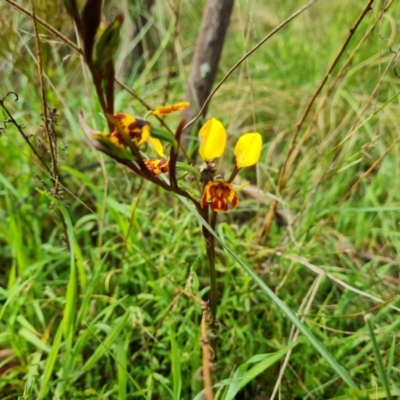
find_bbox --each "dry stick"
[0,93,51,174]
[258,0,374,245]
[29,0,59,195]
[181,0,234,142]
[201,302,214,400]
[182,0,318,132]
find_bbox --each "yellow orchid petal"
[234,133,262,168]
[148,136,165,157]
[138,124,151,146]
[198,118,227,161]
[112,113,150,145]
[151,101,190,116]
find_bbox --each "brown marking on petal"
[114,113,125,121]
[231,193,239,209]
[202,180,238,212]
[128,122,137,130]
[144,158,170,175]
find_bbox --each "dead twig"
[30,0,59,196]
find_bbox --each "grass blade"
[224,340,301,400]
[170,324,181,400]
[38,322,63,400]
[178,197,357,388]
[365,315,392,400]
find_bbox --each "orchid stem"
[201,207,217,322]
[209,211,218,321]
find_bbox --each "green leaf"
[81,312,130,372]
[38,322,63,399]
[329,386,400,400]
[170,325,181,399]
[151,126,177,148]
[18,328,51,354]
[224,341,301,400]
[114,340,127,400]
[176,196,357,388]
[366,316,392,400]
[92,134,135,160]
[94,14,124,70]
[175,162,201,178]
[64,0,80,23]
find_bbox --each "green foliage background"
[1,0,400,399]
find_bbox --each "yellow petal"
[151,101,190,116]
[198,118,227,161]
[148,136,164,157]
[234,133,262,168]
[138,124,151,146]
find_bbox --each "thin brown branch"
[29,0,59,195]
[258,0,374,244]
[183,0,318,131]
[0,92,51,173]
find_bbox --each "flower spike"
[234,133,262,168]
[199,118,227,162]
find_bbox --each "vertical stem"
[201,206,217,321]
[205,238,217,321]
[201,302,214,400]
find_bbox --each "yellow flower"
[198,118,262,212]
[234,133,263,168]
[201,180,239,212]
[111,113,164,157]
[199,118,227,162]
[198,118,262,167]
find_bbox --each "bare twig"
[29,0,59,195]
[0,92,51,173]
[258,0,374,244]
